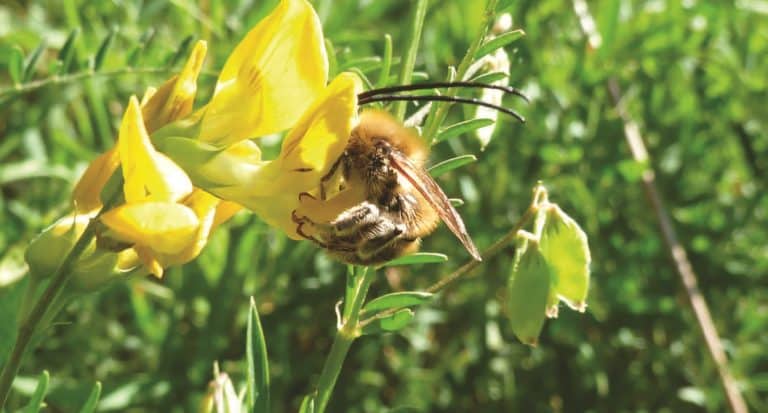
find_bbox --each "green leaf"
[435,118,495,143]
[77,382,102,413]
[8,45,24,85]
[377,34,393,87]
[384,252,448,267]
[475,29,525,59]
[58,28,80,74]
[22,370,49,413]
[246,297,270,413]
[363,291,434,313]
[539,204,591,312]
[470,70,508,84]
[449,198,464,208]
[93,28,117,71]
[428,154,477,178]
[299,395,316,413]
[361,309,415,335]
[395,0,428,121]
[507,237,551,346]
[167,35,194,68]
[22,40,47,82]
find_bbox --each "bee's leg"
[319,156,344,200]
[330,202,382,236]
[356,220,407,260]
[293,211,356,253]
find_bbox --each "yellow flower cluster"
[28,0,362,282]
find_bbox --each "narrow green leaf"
[93,28,117,71]
[77,381,102,413]
[395,0,428,121]
[435,118,495,143]
[428,154,477,178]
[475,29,525,59]
[22,370,49,413]
[298,395,316,413]
[8,45,24,85]
[58,28,80,74]
[470,70,508,84]
[377,34,393,87]
[246,297,270,413]
[384,252,448,267]
[364,291,434,313]
[325,38,337,78]
[339,56,382,73]
[362,309,415,335]
[22,40,47,82]
[167,35,193,68]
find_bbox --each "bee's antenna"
[358,81,530,103]
[358,94,526,123]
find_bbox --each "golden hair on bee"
[292,81,528,265]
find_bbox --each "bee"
[292,81,528,266]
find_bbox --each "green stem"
[0,67,217,100]
[394,0,428,121]
[0,191,121,409]
[314,267,375,413]
[422,0,498,141]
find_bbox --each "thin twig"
[0,67,218,100]
[572,1,748,412]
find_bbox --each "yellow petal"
[100,202,200,255]
[72,147,120,213]
[135,245,165,278]
[222,73,361,237]
[118,96,193,203]
[164,189,219,265]
[141,41,208,133]
[275,72,361,181]
[199,0,328,145]
[212,200,242,229]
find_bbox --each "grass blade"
[246,297,270,413]
[77,381,102,413]
[22,370,49,413]
[394,0,428,121]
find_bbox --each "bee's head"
[351,111,427,164]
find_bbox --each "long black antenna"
[358,94,526,123]
[358,81,530,103]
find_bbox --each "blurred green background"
[1,0,766,411]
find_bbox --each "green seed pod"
[539,204,591,312]
[25,215,90,280]
[25,214,123,292]
[507,235,551,346]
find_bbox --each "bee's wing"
[389,151,482,261]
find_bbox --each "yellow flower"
[197,0,328,145]
[159,72,362,239]
[71,40,241,278]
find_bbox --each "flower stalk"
[0,185,122,409]
[312,267,375,413]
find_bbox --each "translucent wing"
[389,150,482,261]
